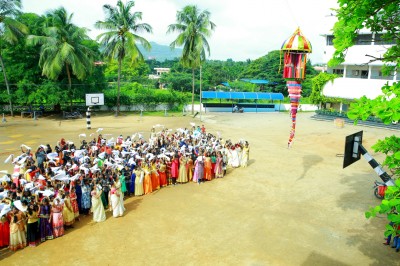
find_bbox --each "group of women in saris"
[0,123,249,252]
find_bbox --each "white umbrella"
[4,154,13,164]
[0,204,11,217]
[17,156,27,164]
[40,190,54,197]
[70,173,80,181]
[53,171,67,181]
[0,175,10,182]
[73,149,85,158]
[21,144,32,150]
[13,200,27,212]
[47,152,59,160]
[121,151,132,157]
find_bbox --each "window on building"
[361,70,368,79]
[374,34,396,45]
[333,69,344,75]
[326,35,334,46]
[355,34,373,45]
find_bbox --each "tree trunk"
[191,68,195,114]
[66,63,73,112]
[0,54,13,116]
[200,65,202,120]
[117,57,122,116]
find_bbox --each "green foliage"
[371,136,400,176]
[104,58,150,83]
[167,5,215,113]
[329,0,400,68]
[95,0,152,63]
[347,82,400,124]
[27,8,95,82]
[26,7,95,112]
[239,50,286,94]
[239,50,318,96]
[95,0,152,115]
[167,5,215,69]
[160,71,192,92]
[104,87,189,110]
[0,0,29,115]
[228,80,257,92]
[331,2,400,236]
[365,179,400,237]
[309,72,338,104]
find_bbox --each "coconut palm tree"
[167,5,215,114]
[0,0,28,116]
[95,0,152,116]
[27,7,95,111]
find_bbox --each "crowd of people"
[0,123,250,251]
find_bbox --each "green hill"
[138,42,182,61]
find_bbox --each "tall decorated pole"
[281,27,312,147]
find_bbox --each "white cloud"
[22,0,338,63]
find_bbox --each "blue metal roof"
[220,82,230,87]
[202,91,284,100]
[240,79,278,85]
[240,79,270,84]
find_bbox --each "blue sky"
[22,0,338,63]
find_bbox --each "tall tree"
[27,7,95,110]
[0,0,28,116]
[329,0,399,68]
[95,0,152,116]
[329,0,400,240]
[167,5,215,114]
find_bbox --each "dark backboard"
[343,131,363,168]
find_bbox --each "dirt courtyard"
[0,112,398,265]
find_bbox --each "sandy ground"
[0,111,399,265]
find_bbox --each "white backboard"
[86,93,104,106]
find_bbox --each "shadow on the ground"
[345,216,399,265]
[298,154,323,180]
[248,159,256,166]
[337,172,379,212]
[337,173,400,264]
[301,251,350,266]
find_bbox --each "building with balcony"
[321,31,398,112]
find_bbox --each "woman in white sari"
[229,146,240,168]
[134,167,144,196]
[110,179,124,218]
[91,185,106,222]
[240,142,250,167]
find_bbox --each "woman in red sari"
[158,159,168,187]
[204,152,212,181]
[166,159,172,185]
[150,160,160,191]
[186,156,194,182]
[142,164,153,195]
[70,186,80,219]
[0,211,10,248]
[50,198,64,238]
[170,154,179,185]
